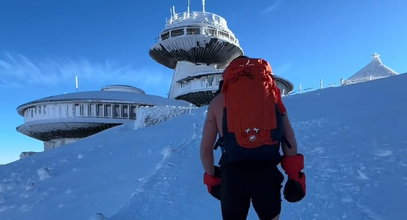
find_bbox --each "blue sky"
[1,0,406,164]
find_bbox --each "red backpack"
[221,57,283,152]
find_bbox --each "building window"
[122,105,129,118]
[90,104,97,117]
[161,31,169,40]
[66,105,70,117]
[171,28,184,37]
[80,104,85,117]
[207,75,214,86]
[218,31,229,39]
[205,28,216,37]
[53,105,56,117]
[105,104,112,117]
[113,104,120,118]
[97,104,104,117]
[58,105,62,117]
[186,27,200,35]
[74,104,80,117]
[130,105,137,119]
[87,104,92,117]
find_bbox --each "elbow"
[200,147,211,160]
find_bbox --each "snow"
[133,105,196,129]
[36,167,51,181]
[1,73,406,220]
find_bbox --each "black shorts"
[220,160,284,220]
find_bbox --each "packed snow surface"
[1,74,406,220]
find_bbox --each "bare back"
[208,93,225,137]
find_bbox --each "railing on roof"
[166,11,227,28]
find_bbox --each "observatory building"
[16,85,190,150]
[149,1,293,106]
[16,1,294,153]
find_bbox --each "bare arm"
[200,105,219,175]
[282,112,298,156]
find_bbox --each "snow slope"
[1,74,406,220]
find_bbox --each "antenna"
[202,0,206,13]
[169,7,173,23]
[187,0,190,17]
[75,75,79,92]
[172,6,176,17]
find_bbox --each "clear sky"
[1,0,406,164]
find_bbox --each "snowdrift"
[0,74,406,220]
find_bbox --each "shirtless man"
[200,57,306,220]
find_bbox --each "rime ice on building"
[149,1,293,106]
[15,1,294,153]
[16,85,190,150]
[345,53,398,84]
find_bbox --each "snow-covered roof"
[348,53,397,83]
[101,85,145,94]
[17,87,192,112]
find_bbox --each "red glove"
[203,166,221,200]
[281,154,306,202]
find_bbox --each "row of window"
[174,75,288,96]
[160,26,236,44]
[24,103,142,121]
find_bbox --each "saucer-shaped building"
[16,85,190,150]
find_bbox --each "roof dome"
[101,85,145,94]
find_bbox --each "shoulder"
[208,94,224,110]
[207,94,224,118]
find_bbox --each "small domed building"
[17,85,190,150]
[345,53,398,84]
